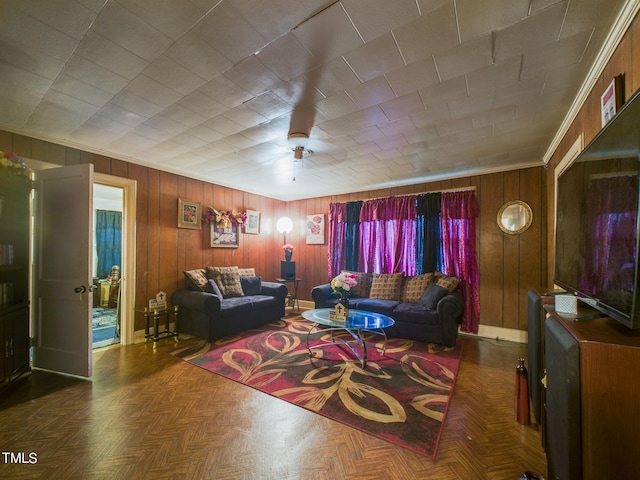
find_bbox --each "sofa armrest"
[260,281,288,318]
[311,283,334,308]
[260,281,288,300]
[171,289,221,317]
[437,291,464,322]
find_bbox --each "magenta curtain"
[441,190,480,333]
[328,203,348,280]
[358,196,417,274]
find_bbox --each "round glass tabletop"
[302,308,395,329]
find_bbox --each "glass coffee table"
[302,308,395,368]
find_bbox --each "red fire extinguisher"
[515,358,530,425]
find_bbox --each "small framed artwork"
[178,199,201,229]
[306,214,325,244]
[211,222,239,248]
[244,210,260,234]
[601,74,624,127]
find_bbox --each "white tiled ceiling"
[0,0,631,200]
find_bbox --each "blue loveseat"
[311,271,464,346]
[171,267,287,341]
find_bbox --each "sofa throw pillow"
[369,272,404,300]
[342,271,372,298]
[237,268,256,277]
[240,275,262,296]
[419,283,449,309]
[205,279,224,298]
[401,273,434,303]
[206,266,244,297]
[184,268,208,291]
[434,271,461,292]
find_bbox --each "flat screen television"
[554,88,640,329]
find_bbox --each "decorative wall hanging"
[601,74,624,127]
[211,222,239,248]
[178,199,201,229]
[497,200,533,235]
[306,214,325,244]
[202,207,246,227]
[203,207,245,248]
[244,210,260,234]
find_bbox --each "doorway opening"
[93,173,136,348]
[92,184,123,349]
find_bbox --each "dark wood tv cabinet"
[542,305,640,479]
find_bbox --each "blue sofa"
[311,272,464,346]
[171,267,288,341]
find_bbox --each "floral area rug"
[170,317,463,460]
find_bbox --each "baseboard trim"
[299,300,314,310]
[463,325,528,344]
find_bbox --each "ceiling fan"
[278,1,349,168]
[287,132,312,160]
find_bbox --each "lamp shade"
[276,216,293,234]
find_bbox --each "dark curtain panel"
[416,193,442,274]
[345,201,362,272]
[96,210,122,278]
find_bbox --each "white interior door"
[32,164,93,377]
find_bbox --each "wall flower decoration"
[202,207,247,229]
[0,150,32,188]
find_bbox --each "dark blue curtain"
[345,201,362,271]
[96,210,122,278]
[416,193,442,274]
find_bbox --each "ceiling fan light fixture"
[287,132,309,150]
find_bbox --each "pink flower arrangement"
[331,272,358,299]
[282,243,295,261]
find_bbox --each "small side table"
[138,305,179,346]
[275,277,301,313]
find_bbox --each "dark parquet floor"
[0,320,547,480]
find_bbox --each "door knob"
[74,286,87,294]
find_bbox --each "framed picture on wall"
[244,210,260,234]
[306,214,325,244]
[211,222,239,248]
[601,74,624,127]
[178,199,201,229]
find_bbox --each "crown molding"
[542,0,640,165]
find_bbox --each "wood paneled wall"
[286,167,546,332]
[545,11,640,286]
[0,134,287,331]
[3,12,638,334]
[1,128,546,332]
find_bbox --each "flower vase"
[339,296,349,310]
[284,251,292,262]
